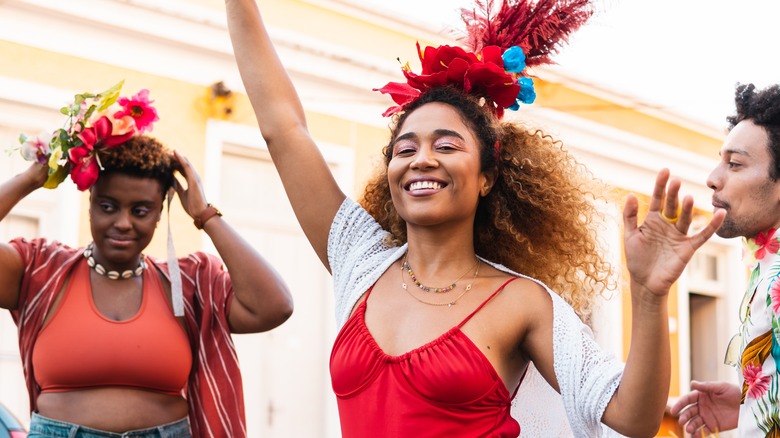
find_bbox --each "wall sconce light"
[206,81,235,120]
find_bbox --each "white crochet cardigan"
[328,198,625,437]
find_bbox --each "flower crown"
[17,81,159,191]
[374,0,594,119]
[375,43,534,119]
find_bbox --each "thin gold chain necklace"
[401,259,480,307]
[402,254,480,293]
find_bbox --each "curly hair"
[96,135,174,194]
[728,83,780,180]
[361,87,614,320]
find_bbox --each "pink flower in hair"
[111,115,136,136]
[68,142,100,191]
[20,132,52,165]
[69,116,133,190]
[115,89,159,133]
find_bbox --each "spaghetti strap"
[349,285,374,316]
[456,277,519,329]
[510,365,529,399]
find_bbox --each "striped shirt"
[9,238,246,438]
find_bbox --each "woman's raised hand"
[224,0,345,266]
[623,168,725,296]
[170,150,209,220]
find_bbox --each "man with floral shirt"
[671,83,780,437]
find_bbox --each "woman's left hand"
[623,168,725,297]
[171,150,209,220]
[169,151,292,333]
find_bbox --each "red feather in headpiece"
[460,0,594,68]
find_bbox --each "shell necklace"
[84,242,146,280]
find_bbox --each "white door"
[206,122,351,438]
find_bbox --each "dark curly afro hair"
[728,83,780,180]
[96,135,174,194]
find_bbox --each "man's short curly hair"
[728,83,780,180]
[96,135,174,194]
[360,86,614,321]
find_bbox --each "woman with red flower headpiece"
[226,0,725,436]
[0,84,293,437]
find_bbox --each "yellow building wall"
[535,79,723,156]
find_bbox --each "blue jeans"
[28,413,191,438]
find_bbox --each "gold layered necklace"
[401,255,480,307]
[402,254,479,293]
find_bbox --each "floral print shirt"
[738,228,780,436]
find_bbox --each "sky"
[363,0,779,130]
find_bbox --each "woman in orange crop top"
[0,83,293,438]
[225,0,727,436]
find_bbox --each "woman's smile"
[405,177,448,195]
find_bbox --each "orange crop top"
[32,258,192,395]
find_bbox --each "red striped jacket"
[9,238,246,438]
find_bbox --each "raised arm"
[521,169,725,437]
[173,150,293,333]
[225,0,346,268]
[0,163,48,310]
[601,169,725,435]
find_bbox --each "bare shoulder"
[497,275,553,314]
[477,269,554,333]
[0,241,25,309]
[0,241,23,268]
[470,270,556,373]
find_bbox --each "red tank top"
[330,278,522,437]
[32,258,192,395]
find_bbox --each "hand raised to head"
[170,150,209,219]
[623,168,726,296]
[25,161,50,189]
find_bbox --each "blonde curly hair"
[361,87,615,321]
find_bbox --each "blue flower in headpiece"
[502,46,526,73]
[507,76,536,111]
[517,76,536,104]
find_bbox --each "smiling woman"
[364,86,610,313]
[225,0,726,436]
[0,82,293,438]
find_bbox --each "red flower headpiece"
[16,81,159,190]
[374,0,594,119]
[375,43,522,119]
